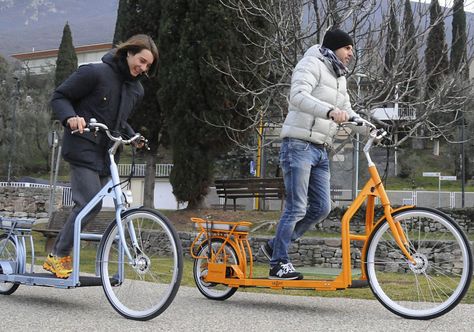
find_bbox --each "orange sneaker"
[43,254,73,279]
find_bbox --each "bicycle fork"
[364,165,415,264]
[383,206,415,264]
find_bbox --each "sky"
[419,0,474,12]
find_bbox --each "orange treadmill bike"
[189,118,472,320]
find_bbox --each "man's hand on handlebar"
[67,116,87,133]
[328,108,349,124]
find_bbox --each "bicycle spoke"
[100,209,182,320]
[366,208,472,319]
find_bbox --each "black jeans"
[52,164,109,256]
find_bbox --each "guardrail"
[117,163,173,177]
[333,189,473,209]
[2,180,472,210]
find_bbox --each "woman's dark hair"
[115,34,159,77]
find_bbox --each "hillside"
[2,1,474,60]
[0,0,118,57]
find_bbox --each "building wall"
[78,50,109,65]
[12,43,113,75]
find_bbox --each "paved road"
[0,285,473,331]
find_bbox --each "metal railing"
[333,189,474,209]
[117,164,173,177]
[0,181,51,188]
[2,180,472,210]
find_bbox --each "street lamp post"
[460,115,466,208]
[7,77,20,183]
[393,84,399,176]
[352,73,367,199]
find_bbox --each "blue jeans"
[269,138,331,266]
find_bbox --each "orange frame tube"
[191,165,415,290]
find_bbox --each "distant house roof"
[10,42,113,61]
[10,42,113,75]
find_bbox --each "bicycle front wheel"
[366,207,472,319]
[0,234,20,295]
[99,208,183,321]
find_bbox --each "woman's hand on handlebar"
[133,136,149,150]
[67,116,87,133]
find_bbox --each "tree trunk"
[143,153,157,208]
[186,196,207,210]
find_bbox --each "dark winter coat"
[51,50,144,174]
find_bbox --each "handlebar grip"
[71,128,91,134]
[348,117,364,125]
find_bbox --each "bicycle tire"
[365,207,472,319]
[193,239,239,300]
[0,234,20,295]
[99,208,183,321]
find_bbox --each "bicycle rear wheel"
[193,239,239,300]
[366,207,472,319]
[0,234,20,295]
[99,208,183,320]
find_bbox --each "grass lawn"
[22,230,473,305]
[182,258,474,304]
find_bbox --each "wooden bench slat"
[214,177,285,211]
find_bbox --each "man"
[261,28,362,280]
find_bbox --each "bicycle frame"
[72,139,137,286]
[191,125,416,291]
[1,119,184,321]
[0,123,141,289]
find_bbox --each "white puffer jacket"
[280,45,359,146]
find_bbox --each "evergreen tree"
[158,1,261,208]
[0,54,12,175]
[401,0,420,105]
[425,0,449,97]
[0,54,8,77]
[384,0,399,76]
[450,0,467,76]
[112,0,163,208]
[450,0,469,178]
[328,0,342,28]
[113,0,134,45]
[55,22,77,87]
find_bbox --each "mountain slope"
[0,0,118,57]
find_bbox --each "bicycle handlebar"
[342,116,375,128]
[71,118,149,149]
[340,117,388,141]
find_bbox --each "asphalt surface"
[0,284,473,331]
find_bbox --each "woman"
[43,34,158,278]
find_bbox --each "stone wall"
[2,186,474,234]
[180,206,474,270]
[179,231,363,268]
[1,186,473,271]
[0,186,62,221]
[180,231,473,271]
[315,206,474,234]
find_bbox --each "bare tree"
[202,0,474,154]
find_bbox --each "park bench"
[35,207,115,252]
[214,177,285,211]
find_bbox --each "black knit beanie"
[322,29,353,51]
